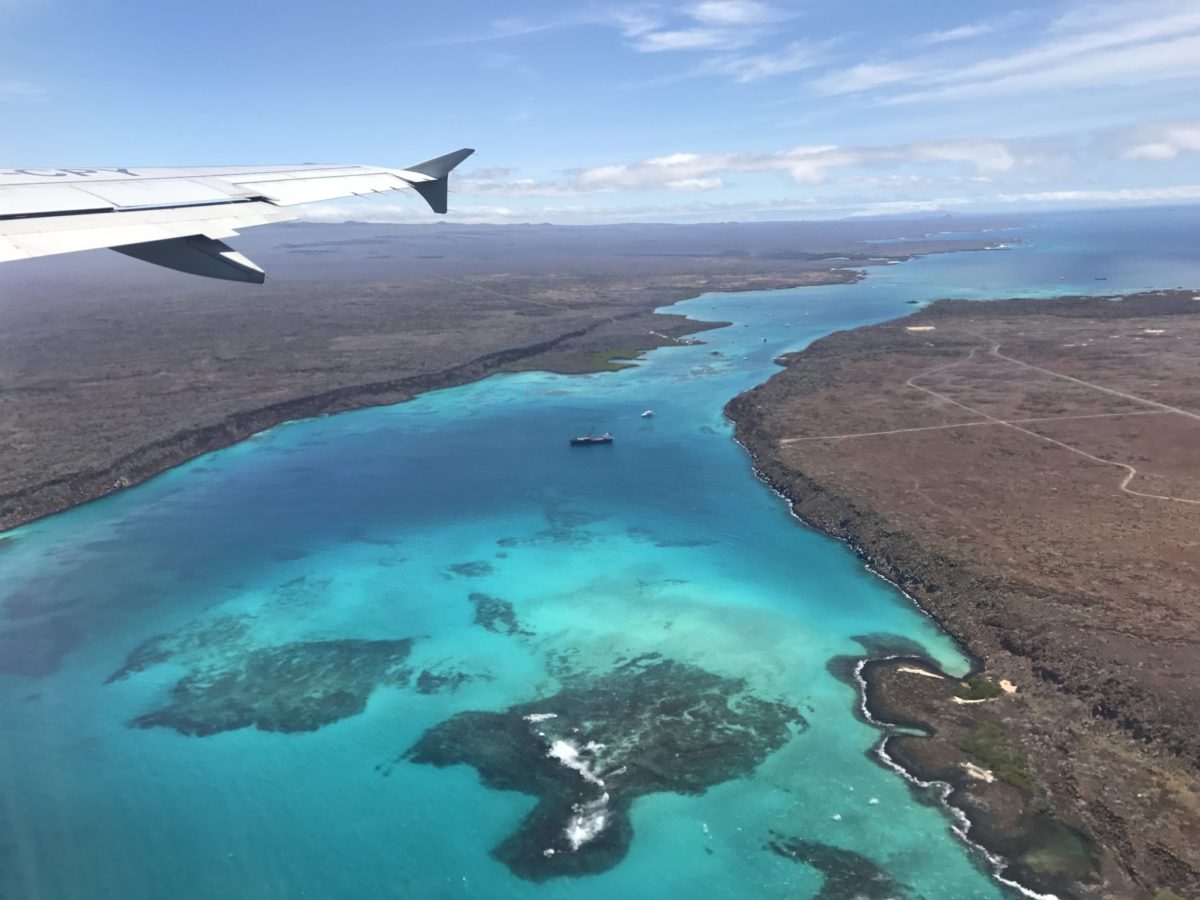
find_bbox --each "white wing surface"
[0,148,474,282]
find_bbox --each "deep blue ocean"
[2,206,1199,899]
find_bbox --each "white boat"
[641,410,654,418]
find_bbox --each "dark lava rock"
[447,561,494,578]
[130,638,413,736]
[766,833,910,900]
[406,656,807,881]
[468,592,530,637]
[861,658,1103,899]
[825,633,942,705]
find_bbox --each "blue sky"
[3,0,1200,222]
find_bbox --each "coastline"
[734,425,1079,900]
[724,291,1200,900]
[2,271,853,535]
[0,308,721,533]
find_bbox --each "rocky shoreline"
[725,293,1200,900]
[0,307,727,533]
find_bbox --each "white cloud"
[632,28,755,52]
[299,179,1200,226]
[687,1,787,26]
[811,62,922,95]
[1119,120,1200,161]
[997,185,1200,204]
[891,32,1200,104]
[805,0,1200,104]
[462,134,1060,199]
[920,23,994,45]
[847,198,970,217]
[320,115,1200,227]
[432,15,579,44]
[907,140,1017,173]
[664,177,725,190]
[608,9,662,38]
[706,40,829,82]
[625,0,792,55]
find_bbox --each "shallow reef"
[406,655,806,881]
[129,638,414,736]
[415,667,486,695]
[626,526,714,548]
[447,561,494,578]
[766,833,910,900]
[467,592,532,637]
[106,615,252,684]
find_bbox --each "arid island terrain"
[728,290,1200,899]
[0,218,999,531]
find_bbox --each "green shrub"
[955,676,1003,701]
[960,722,1033,791]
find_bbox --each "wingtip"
[405,148,475,180]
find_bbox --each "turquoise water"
[2,207,1200,900]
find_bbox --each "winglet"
[405,148,475,179]
[403,148,475,214]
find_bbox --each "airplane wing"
[0,148,474,283]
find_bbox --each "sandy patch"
[962,762,996,783]
[999,679,1017,694]
[896,665,944,679]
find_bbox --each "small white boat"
[641,410,654,418]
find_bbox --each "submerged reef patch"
[415,666,488,695]
[467,592,532,637]
[129,638,414,736]
[270,575,334,612]
[766,833,911,900]
[626,526,714,548]
[107,615,252,683]
[405,655,806,881]
[446,561,494,578]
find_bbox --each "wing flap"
[0,183,113,217]
[75,177,257,209]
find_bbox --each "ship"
[570,431,613,446]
